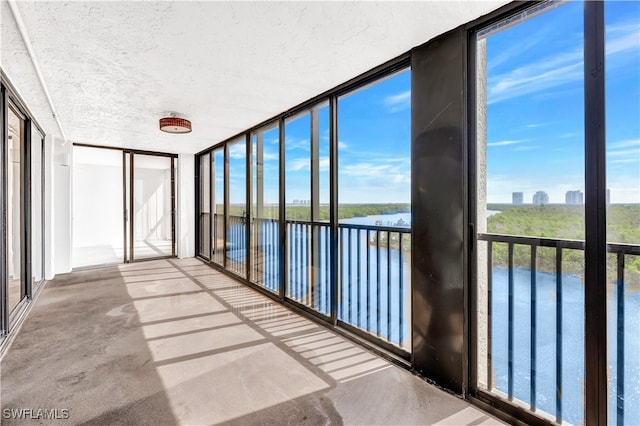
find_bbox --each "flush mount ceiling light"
[159,114,192,134]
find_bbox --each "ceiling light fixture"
[159,114,192,134]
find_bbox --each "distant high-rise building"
[606,189,611,206]
[565,190,583,205]
[532,191,549,206]
[512,192,523,205]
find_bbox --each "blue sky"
[484,1,640,204]
[226,1,639,207]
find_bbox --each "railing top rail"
[339,222,411,233]
[284,219,329,226]
[478,233,585,249]
[478,233,640,255]
[608,242,640,256]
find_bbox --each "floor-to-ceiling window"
[1,81,45,339]
[7,104,26,316]
[284,103,332,314]
[475,3,586,423]
[198,152,210,260]
[605,2,640,425]
[195,65,411,356]
[212,148,225,266]
[337,69,411,351]
[473,2,639,424]
[250,122,280,293]
[226,138,247,278]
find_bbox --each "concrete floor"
[1,258,504,425]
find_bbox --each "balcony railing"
[214,214,412,353]
[339,223,411,352]
[286,220,332,315]
[251,218,280,293]
[478,233,640,425]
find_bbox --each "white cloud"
[487,49,583,104]
[513,145,540,152]
[607,148,640,157]
[486,22,639,105]
[608,139,640,149]
[487,140,526,147]
[287,158,309,172]
[285,137,310,151]
[228,142,246,159]
[383,90,410,113]
[610,158,638,164]
[338,141,348,149]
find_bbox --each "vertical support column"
[224,143,229,270]
[170,156,176,257]
[256,133,264,219]
[0,84,7,334]
[194,155,200,258]
[122,151,128,263]
[210,153,215,261]
[584,2,607,425]
[329,96,339,325]
[473,35,489,392]
[43,134,54,280]
[411,28,467,394]
[311,106,320,308]
[23,117,32,298]
[129,153,134,261]
[256,132,264,284]
[246,134,252,281]
[279,119,286,300]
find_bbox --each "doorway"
[72,145,176,268]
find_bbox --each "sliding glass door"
[72,145,176,268]
[130,154,175,260]
[1,84,45,336]
[73,146,125,268]
[7,105,26,315]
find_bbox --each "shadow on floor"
[1,258,503,425]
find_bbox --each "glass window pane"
[132,154,173,260]
[212,149,225,265]
[605,2,640,424]
[227,139,247,277]
[336,69,411,350]
[7,106,25,314]
[250,124,280,292]
[285,113,311,221]
[72,146,125,268]
[198,153,210,259]
[475,2,585,423]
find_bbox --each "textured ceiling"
[1,1,510,154]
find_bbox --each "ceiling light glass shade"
[159,117,192,133]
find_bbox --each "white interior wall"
[53,138,72,274]
[44,134,55,280]
[178,154,195,259]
